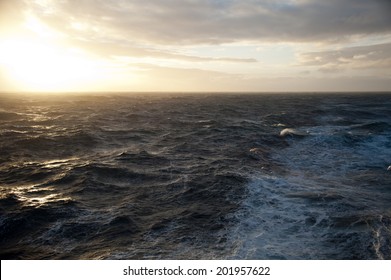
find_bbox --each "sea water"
[0,92,390,259]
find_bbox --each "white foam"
[230,120,391,259]
[279,128,307,137]
[228,174,330,259]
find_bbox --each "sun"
[0,37,107,92]
[0,9,139,93]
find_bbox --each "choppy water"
[0,92,390,259]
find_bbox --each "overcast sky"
[1,0,390,92]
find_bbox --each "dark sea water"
[0,92,390,260]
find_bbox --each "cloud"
[299,42,391,73]
[2,0,390,92]
[20,0,391,45]
[72,39,257,63]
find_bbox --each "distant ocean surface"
[1,92,390,260]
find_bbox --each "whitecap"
[279,128,308,137]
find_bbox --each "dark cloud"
[24,0,391,45]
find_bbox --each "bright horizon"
[1,0,391,93]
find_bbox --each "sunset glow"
[0,38,110,91]
[0,0,390,92]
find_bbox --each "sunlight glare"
[0,37,107,91]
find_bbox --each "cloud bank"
[23,0,391,45]
[1,0,390,91]
[300,42,391,73]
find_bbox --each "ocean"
[0,92,390,259]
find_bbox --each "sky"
[0,0,390,92]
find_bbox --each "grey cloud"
[22,0,391,45]
[300,42,391,72]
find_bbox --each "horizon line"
[1,90,391,95]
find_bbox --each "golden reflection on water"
[42,158,79,169]
[0,157,85,208]
[1,184,72,208]
[0,158,83,207]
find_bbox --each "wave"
[1,93,390,259]
[279,128,308,138]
